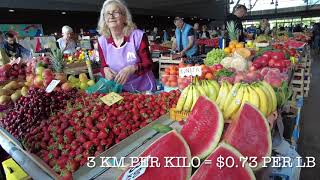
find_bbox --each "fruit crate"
[158,58,181,77]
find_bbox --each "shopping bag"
[85,78,122,94]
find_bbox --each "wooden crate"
[158,57,181,77]
[291,69,304,99]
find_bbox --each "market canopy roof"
[0,0,227,19]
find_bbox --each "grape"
[204,49,226,66]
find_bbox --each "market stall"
[0,27,312,180]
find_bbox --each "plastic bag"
[85,78,122,94]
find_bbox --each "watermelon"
[191,142,256,180]
[118,130,191,180]
[224,103,272,171]
[181,96,224,159]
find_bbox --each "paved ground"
[298,50,320,180]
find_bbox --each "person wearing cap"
[57,25,77,54]
[225,4,247,42]
[172,17,198,57]
[97,0,156,92]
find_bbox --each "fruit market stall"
[0,28,312,179]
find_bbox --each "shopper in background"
[150,27,158,41]
[193,23,200,39]
[3,32,30,59]
[312,23,320,53]
[97,0,156,92]
[225,4,247,42]
[211,27,218,38]
[172,17,197,57]
[199,25,211,39]
[259,19,271,35]
[57,25,77,54]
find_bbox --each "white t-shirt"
[57,38,77,54]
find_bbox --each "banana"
[223,85,245,120]
[208,80,220,95]
[226,81,233,91]
[206,81,218,101]
[252,85,268,117]
[216,81,227,107]
[247,85,260,109]
[201,81,210,96]
[261,81,277,113]
[257,83,272,116]
[195,84,207,97]
[231,85,250,120]
[175,85,190,112]
[222,83,241,112]
[191,85,200,109]
[182,86,194,112]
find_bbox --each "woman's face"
[105,3,125,29]
[63,32,72,40]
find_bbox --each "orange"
[200,64,206,70]
[232,48,236,53]
[165,81,171,87]
[205,73,214,80]
[178,62,185,68]
[236,43,244,48]
[224,47,231,54]
[168,75,178,82]
[165,68,170,73]
[229,40,238,46]
[170,81,178,87]
[229,44,236,49]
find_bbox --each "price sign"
[179,66,202,78]
[45,80,61,93]
[122,158,149,180]
[100,92,123,106]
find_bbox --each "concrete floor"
[298,50,320,180]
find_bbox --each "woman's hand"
[114,65,137,85]
[104,67,117,80]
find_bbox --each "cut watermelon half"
[180,96,224,159]
[118,130,191,180]
[191,142,256,180]
[224,103,272,171]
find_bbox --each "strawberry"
[98,115,106,122]
[83,141,94,150]
[77,134,87,143]
[69,150,76,158]
[51,149,61,159]
[53,164,61,173]
[66,160,80,173]
[85,121,94,129]
[88,131,98,140]
[49,159,56,167]
[60,121,69,131]
[75,146,84,155]
[92,110,100,119]
[92,138,100,146]
[74,154,82,163]
[118,131,127,140]
[60,169,73,180]
[96,122,107,130]
[57,156,68,169]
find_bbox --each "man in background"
[3,32,30,59]
[225,4,247,42]
[193,23,200,39]
[172,17,197,57]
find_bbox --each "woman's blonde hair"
[97,0,136,37]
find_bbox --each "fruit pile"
[0,80,29,105]
[0,63,27,82]
[176,78,220,112]
[64,49,94,64]
[224,41,245,55]
[67,73,95,90]
[204,49,226,66]
[217,81,277,119]
[260,67,288,88]
[0,88,77,139]
[23,90,180,177]
[161,65,179,87]
[119,96,271,179]
[251,51,291,72]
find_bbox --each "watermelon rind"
[118,130,192,180]
[224,103,272,171]
[190,142,256,180]
[181,96,224,160]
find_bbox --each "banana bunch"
[175,79,220,112]
[219,80,277,120]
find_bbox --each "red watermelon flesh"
[224,103,272,171]
[118,130,191,180]
[181,96,224,159]
[190,142,256,180]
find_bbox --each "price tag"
[179,66,202,77]
[45,80,61,93]
[100,92,123,106]
[122,158,149,180]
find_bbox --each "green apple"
[35,66,45,76]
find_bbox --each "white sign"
[122,157,149,180]
[179,66,202,78]
[45,80,61,93]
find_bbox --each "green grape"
[204,49,226,66]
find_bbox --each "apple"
[33,76,44,88]
[35,66,45,76]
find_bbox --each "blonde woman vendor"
[57,25,77,54]
[97,0,156,92]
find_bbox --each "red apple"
[33,76,43,88]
